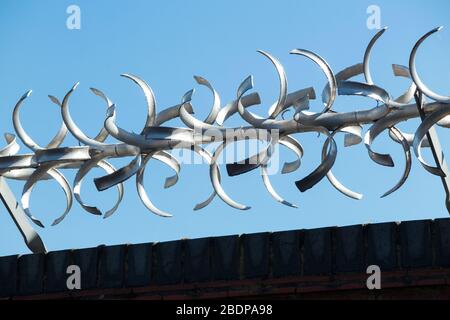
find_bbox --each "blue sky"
[1,0,450,256]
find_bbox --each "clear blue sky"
[1,0,450,256]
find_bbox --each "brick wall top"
[1,217,450,299]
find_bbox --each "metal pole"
[414,90,450,214]
[0,177,46,253]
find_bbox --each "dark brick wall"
[0,218,449,298]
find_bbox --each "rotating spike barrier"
[1,27,450,253]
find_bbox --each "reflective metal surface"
[1,28,450,253]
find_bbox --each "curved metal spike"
[389,127,430,148]
[13,91,68,151]
[363,28,417,108]
[290,48,337,113]
[225,136,273,177]
[364,124,395,167]
[226,78,282,176]
[89,87,114,143]
[257,50,287,119]
[210,141,251,210]
[45,95,69,149]
[381,126,411,198]
[12,91,40,151]
[363,27,388,85]
[322,63,364,105]
[61,83,108,149]
[177,145,218,211]
[136,153,172,217]
[279,135,303,174]
[179,89,220,130]
[413,106,450,176]
[216,93,261,126]
[295,131,337,192]
[338,80,391,105]
[155,102,194,126]
[235,76,289,129]
[261,163,298,208]
[151,151,180,189]
[21,164,72,227]
[409,27,450,103]
[94,154,142,191]
[73,155,124,218]
[193,75,221,124]
[268,87,315,118]
[259,136,298,208]
[0,133,20,157]
[121,73,157,128]
[341,125,363,147]
[391,64,416,105]
[193,192,216,211]
[324,128,363,200]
